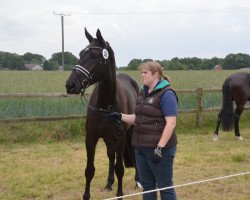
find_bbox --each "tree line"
[0,51,78,71]
[124,53,250,70]
[1,51,250,71]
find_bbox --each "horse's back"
[116,73,139,93]
[228,72,250,81]
[227,72,250,101]
[116,73,139,113]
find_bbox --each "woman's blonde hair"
[139,61,171,83]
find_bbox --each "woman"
[110,61,178,200]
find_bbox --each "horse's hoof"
[135,181,143,189]
[104,186,112,192]
[237,136,243,140]
[213,134,218,141]
[116,191,123,200]
[83,193,90,200]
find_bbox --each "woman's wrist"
[157,143,165,148]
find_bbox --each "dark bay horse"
[213,72,250,141]
[65,28,139,200]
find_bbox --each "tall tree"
[43,60,53,71]
[127,59,142,70]
[142,58,153,63]
[51,52,78,66]
[202,57,224,70]
[22,52,46,64]
[158,60,171,70]
[224,53,250,69]
[49,59,60,70]
[0,51,7,69]
[7,54,26,70]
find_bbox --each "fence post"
[196,87,203,127]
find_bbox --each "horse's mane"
[106,42,116,69]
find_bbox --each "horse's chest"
[87,118,114,137]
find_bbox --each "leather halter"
[73,46,109,90]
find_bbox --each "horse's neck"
[96,52,117,109]
[96,75,117,108]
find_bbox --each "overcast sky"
[1,0,250,66]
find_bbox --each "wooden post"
[196,87,203,126]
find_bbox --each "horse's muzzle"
[65,81,81,94]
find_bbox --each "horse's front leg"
[213,111,222,141]
[83,136,98,200]
[104,142,115,191]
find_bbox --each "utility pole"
[53,12,71,71]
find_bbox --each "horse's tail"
[123,126,135,168]
[221,78,234,131]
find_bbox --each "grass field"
[0,111,250,200]
[0,126,249,200]
[0,70,250,119]
[1,70,250,93]
[0,70,249,199]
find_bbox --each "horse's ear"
[96,29,106,47]
[85,27,93,43]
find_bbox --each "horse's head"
[66,28,112,94]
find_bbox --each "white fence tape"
[104,171,250,200]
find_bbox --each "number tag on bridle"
[102,49,109,59]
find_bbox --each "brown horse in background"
[213,72,250,141]
[65,28,139,199]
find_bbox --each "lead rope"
[80,91,124,140]
[80,89,112,116]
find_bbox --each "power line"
[53,12,71,71]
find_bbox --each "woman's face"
[141,67,158,87]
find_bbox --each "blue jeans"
[135,146,177,200]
